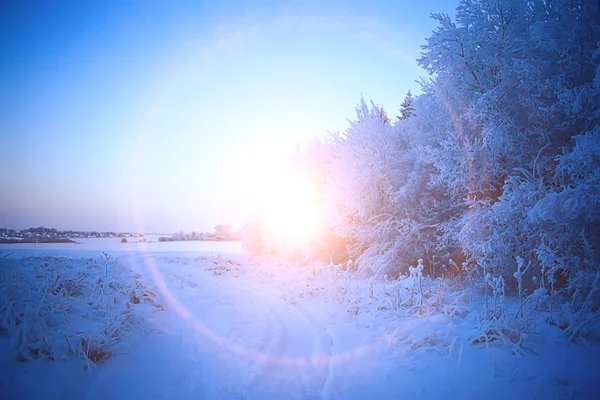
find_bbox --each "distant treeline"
[0,237,76,244]
[158,224,242,242]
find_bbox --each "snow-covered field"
[1,242,599,399]
[0,236,242,254]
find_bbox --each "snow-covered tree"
[397,90,416,120]
[298,0,599,320]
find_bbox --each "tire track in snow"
[222,280,334,399]
[159,257,332,399]
[117,253,334,399]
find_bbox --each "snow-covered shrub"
[387,260,451,317]
[318,258,456,321]
[469,321,529,355]
[0,255,163,366]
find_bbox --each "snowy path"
[85,253,337,399]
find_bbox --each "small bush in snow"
[0,255,163,367]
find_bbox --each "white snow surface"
[1,241,599,399]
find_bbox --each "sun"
[260,173,318,244]
[230,137,321,246]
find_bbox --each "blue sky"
[0,0,456,233]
